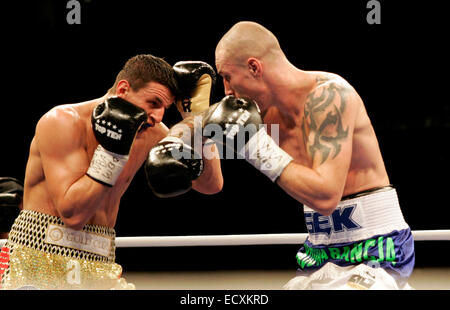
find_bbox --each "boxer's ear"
[247,58,262,77]
[116,80,131,96]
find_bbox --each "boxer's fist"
[145,137,203,198]
[87,97,148,186]
[202,95,262,152]
[174,61,216,118]
[203,96,293,182]
[91,97,148,155]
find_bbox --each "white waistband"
[304,188,409,245]
[45,224,113,257]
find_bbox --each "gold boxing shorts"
[0,210,134,290]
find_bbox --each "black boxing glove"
[203,96,293,182]
[0,193,21,232]
[145,137,203,198]
[87,97,148,186]
[173,61,216,118]
[0,177,23,232]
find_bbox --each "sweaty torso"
[23,98,165,227]
[265,71,389,197]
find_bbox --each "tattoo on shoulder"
[302,82,350,165]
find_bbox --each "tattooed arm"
[166,109,224,194]
[277,81,357,215]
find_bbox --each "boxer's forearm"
[168,113,224,194]
[56,175,111,230]
[276,162,343,216]
[192,143,223,194]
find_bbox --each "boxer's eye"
[147,100,160,108]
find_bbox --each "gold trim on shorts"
[0,210,134,290]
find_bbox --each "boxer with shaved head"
[210,21,415,290]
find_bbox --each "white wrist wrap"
[239,127,293,182]
[87,145,128,186]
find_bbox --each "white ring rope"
[0,230,449,248]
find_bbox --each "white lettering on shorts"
[304,202,364,237]
[45,224,112,257]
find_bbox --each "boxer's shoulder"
[37,99,105,134]
[42,97,105,122]
[305,71,360,114]
[35,103,91,150]
[308,71,353,92]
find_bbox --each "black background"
[0,0,448,271]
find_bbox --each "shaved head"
[215,22,292,110]
[215,21,313,115]
[216,21,285,66]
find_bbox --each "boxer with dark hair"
[0,55,223,290]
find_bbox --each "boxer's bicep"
[36,108,90,207]
[300,82,357,201]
